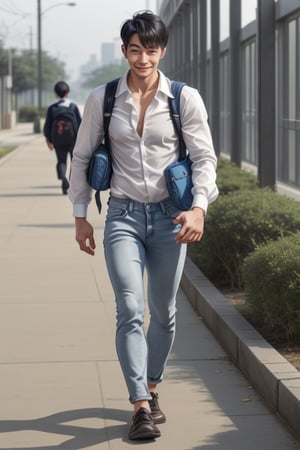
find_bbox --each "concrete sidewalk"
[0,123,38,149]
[0,124,299,449]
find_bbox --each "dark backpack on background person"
[50,102,78,147]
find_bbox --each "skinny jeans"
[103,196,187,404]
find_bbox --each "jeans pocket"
[164,202,182,219]
[107,205,128,220]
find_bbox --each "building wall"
[158,0,300,200]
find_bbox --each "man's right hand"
[75,217,96,256]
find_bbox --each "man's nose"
[139,52,148,63]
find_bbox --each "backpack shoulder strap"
[69,102,77,112]
[50,101,62,117]
[94,77,120,214]
[103,77,120,147]
[52,101,74,116]
[68,103,79,130]
[169,81,187,161]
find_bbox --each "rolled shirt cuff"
[72,203,88,218]
[191,195,208,215]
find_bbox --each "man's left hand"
[173,207,205,243]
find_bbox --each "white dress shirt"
[69,70,218,217]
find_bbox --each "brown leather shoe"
[128,407,161,440]
[149,392,167,424]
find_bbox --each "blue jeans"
[103,196,187,404]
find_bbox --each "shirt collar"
[157,70,173,99]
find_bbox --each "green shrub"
[216,157,258,195]
[242,232,300,340]
[18,105,46,122]
[188,189,300,288]
[18,105,39,122]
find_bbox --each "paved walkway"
[0,124,299,449]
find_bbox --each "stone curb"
[181,256,300,440]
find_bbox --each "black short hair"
[54,81,70,98]
[120,11,168,49]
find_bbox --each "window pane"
[242,40,257,164]
[288,20,296,119]
[241,0,257,27]
[288,130,296,183]
[207,0,211,50]
[220,0,230,41]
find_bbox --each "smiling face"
[122,33,166,81]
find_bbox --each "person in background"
[69,11,218,441]
[43,81,81,194]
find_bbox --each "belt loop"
[160,201,166,214]
[128,200,134,212]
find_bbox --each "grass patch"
[0,146,16,158]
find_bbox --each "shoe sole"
[129,430,161,440]
[153,416,166,424]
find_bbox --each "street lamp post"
[37,0,42,119]
[36,1,76,132]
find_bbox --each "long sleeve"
[43,106,53,141]
[179,86,219,212]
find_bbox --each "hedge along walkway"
[242,232,300,342]
[223,290,300,372]
[188,158,300,371]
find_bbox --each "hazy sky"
[0,0,157,81]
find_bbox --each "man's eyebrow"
[128,43,158,50]
[128,43,141,49]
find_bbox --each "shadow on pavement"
[0,193,62,198]
[0,408,135,449]
[18,223,75,229]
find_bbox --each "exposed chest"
[132,90,157,137]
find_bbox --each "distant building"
[79,53,99,77]
[101,40,122,66]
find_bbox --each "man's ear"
[121,45,127,58]
[160,47,167,59]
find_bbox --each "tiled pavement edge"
[0,123,299,449]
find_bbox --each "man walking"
[69,11,218,440]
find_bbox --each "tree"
[0,44,66,93]
[12,49,66,93]
[81,60,128,89]
[39,52,66,91]
[10,49,37,92]
[0,45,9,77]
